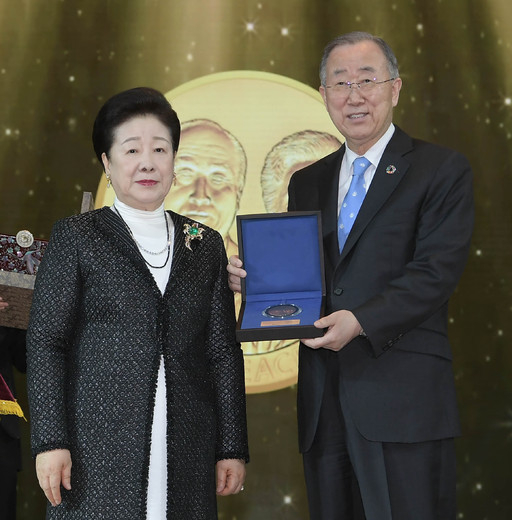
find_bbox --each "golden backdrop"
[96,71,342,394]
[1,1,512,518]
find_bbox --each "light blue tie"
[338,156,371,252]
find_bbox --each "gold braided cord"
[0,399,27,421]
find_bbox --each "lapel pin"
[386,165,397,175]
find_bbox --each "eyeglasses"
[324,77,396,96]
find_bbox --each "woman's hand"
[0,296,8,311]
[36,449,72,506]
[215,458,246,496]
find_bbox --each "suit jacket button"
[333,288,343,296]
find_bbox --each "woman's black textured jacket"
[27,207,248,519]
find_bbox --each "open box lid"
[236,211,325,342]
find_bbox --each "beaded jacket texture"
[27,208,248,519]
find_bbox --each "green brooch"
[183,222,204,251]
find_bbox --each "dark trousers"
[302,366,457,520]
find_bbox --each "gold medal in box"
[263,303,302,319]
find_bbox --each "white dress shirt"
[337,123,396,215]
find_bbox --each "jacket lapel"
[98,208,198,298]
[165,212,193,295]
[97,207,148,271]
[97,207,166,297]
[338,127,413,263]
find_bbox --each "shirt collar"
[345,123,395,170]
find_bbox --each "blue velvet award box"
[235,211,325,342]
[0,231,48,329]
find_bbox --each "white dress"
[112,199,174,520]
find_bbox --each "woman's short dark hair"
[92,87,181,165]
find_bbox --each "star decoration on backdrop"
[244,20,257,33]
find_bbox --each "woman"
[27,87,248,519]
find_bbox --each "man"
[167,118,247,258]
[228,32,474,519]
[261,130,341,213]
[0,297,27,520]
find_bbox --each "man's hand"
[216,458,246,496]
[302,310,362,351]
[0,296,8,311]
[35,449,72,506]
[227,255,246,293]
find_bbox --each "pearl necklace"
[113,205,172,269]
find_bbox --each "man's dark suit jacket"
[288,126,474,453]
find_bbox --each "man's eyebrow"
[332,65,377,76]
[332,67,347,76]
[359,65,377,73]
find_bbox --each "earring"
[106,174,111,189]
